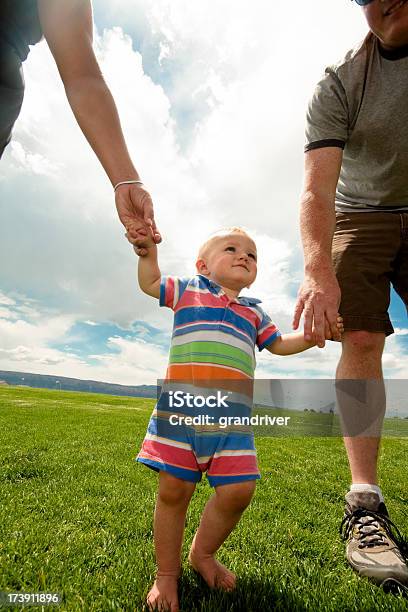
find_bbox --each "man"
[293,0,408,589]
[0,0,159,251]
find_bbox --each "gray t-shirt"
[305,33,408,212]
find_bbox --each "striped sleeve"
[159,276,190,310]
[256,309,280,351]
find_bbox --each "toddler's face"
[197,233,257,291]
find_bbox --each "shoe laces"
[340,507,407,552]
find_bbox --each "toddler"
[136,227,343,612]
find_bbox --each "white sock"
[350,483,384,503]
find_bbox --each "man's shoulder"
[328,33,375,81]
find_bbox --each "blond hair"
[197,227,255,260]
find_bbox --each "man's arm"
[37,0,160,248]
[292,147,343,348]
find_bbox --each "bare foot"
[188,547,236,591]
[147,575,179,612]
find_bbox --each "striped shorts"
[137,387,260,487]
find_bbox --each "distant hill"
[0,370,156,398]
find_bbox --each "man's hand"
[115,182,161,256]
[293,269,341,348]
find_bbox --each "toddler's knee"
[216,481,256,513]
[158,473,195,507]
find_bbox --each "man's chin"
[379,24,408,49]
[381,37,408,49]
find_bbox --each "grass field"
[0,386,407,611]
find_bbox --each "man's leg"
[337,331,408,588]
[336,330,385,484]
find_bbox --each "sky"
[1,0,407,386]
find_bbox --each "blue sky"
[0,0,407,385]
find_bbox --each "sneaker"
[340,491,408,589]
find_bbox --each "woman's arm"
[38,0,160,247]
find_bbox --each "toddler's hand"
[324,314,344,341]
[126,221,156,257]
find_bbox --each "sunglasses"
[353,0,375,5]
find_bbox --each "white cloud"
[0,294,167,385]
[0,335,167,386]
[10,141,61,177]
[394,328,408,336]
[89,335,168,383]
[382,345,408,378]
[0,293,16,306]
[0,308,75,352]
[257,341,343,380]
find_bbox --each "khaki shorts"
[332,211,408,336]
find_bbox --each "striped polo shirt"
[137,274,278,484]
[160,274,280,381]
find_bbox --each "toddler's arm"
[138,243,161,299]
[267,316,343,356]
[266,332,315,356]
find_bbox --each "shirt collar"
[237,296,262,306]
[197,274,262,305]
[378,38,408,61]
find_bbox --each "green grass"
[0,386,407,611]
